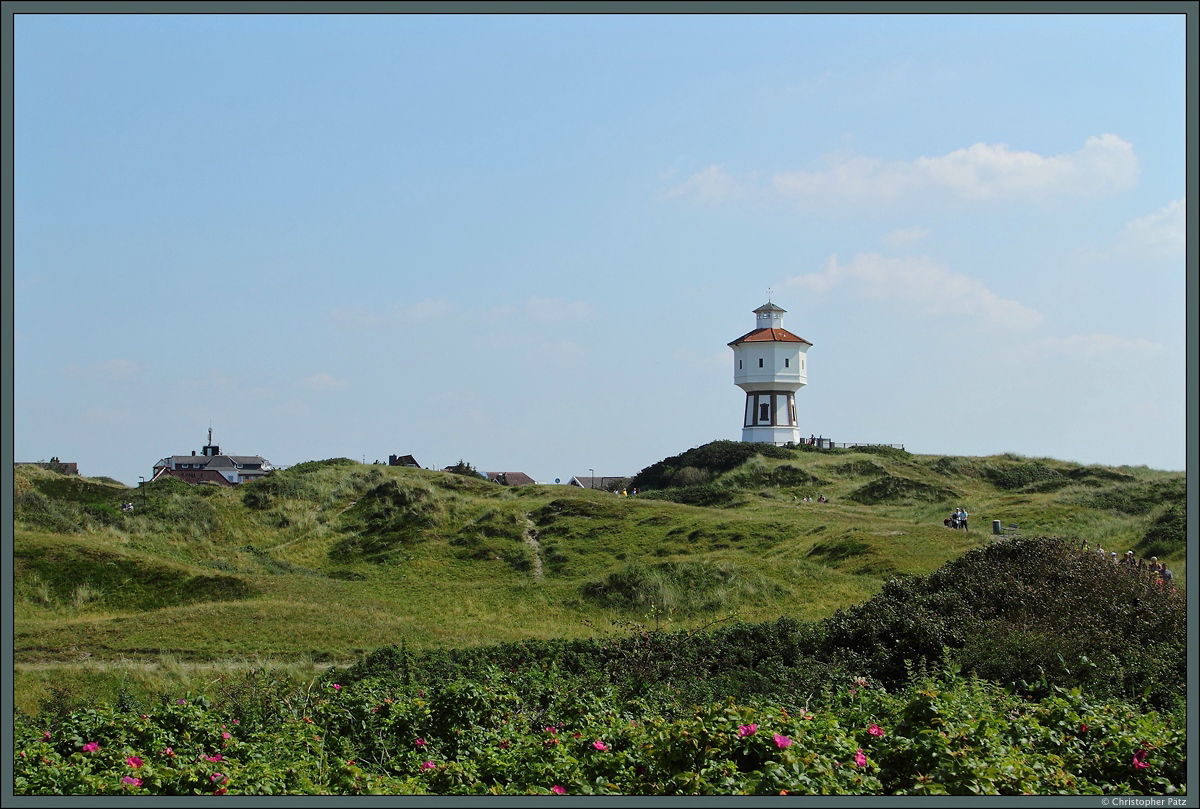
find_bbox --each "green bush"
[630,440,794,491]
[982,462,1064,491]
[846,475,957,506]
[637,484,743,507]
[285,458,360,475]
[670,467,711,487]
[1075,479,1186,516]
[13,664,1186,795]
[831,460,886,478]
[849,445,911,461]
[820,537,1186,708]
[331,480,443,561]
[1135,504,1186,560]
[579,560,783,616]
[241,474,323,510]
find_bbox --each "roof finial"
[766,287,772,303]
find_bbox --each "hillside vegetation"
[13,536,1188,795]
[12,444,1186,705]
[11,445,1188,795]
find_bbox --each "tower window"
[739,360,742,369]
[758,358,764,368]
[785,358,790,367]
[759,403,770,422]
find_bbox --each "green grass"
[12,446,1186,713]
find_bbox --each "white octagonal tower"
[728,301,813,445]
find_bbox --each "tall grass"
[13,447,1186,717]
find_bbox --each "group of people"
[799,494,827,503]
[943,507,969,531]
[119,501,135,512]
[1087,544,1175,586]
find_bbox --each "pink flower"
[42,731,50,740]
[222,732,231,740]
[592,740,608,751]
[214,787,227,795]
[205,754,223,762]
[210,772,226,784]
[81,742,99,753]
[415,738,426,747]
[867,724,884,738]
[551,785,566,795]
[126,756,143,768]
[140,714,149,720]
[332,683,341,691]
[773,733,792,749]
[176,699,187,705]
[420,761,435,771]
[854,749,867,768]
[163,747,175,757]
[1132,749,1150,770]
[121,776,142,786]
[738,723,757,738]
[543,726,557,734]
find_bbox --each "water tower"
[728,300,812,445]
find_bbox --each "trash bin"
[992,520,1002,535]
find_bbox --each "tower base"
[741,426,800,446]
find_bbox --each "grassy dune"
[12,444,1186,714]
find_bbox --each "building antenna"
[766,287,772,303]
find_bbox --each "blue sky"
[12,13,1188,485]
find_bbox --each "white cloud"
[330,298,453,329]
[524,297,593,322]
[670,135,1138,206]
[883,225,932,248]
[1024,333,1165,362]
[905,134,1138,200]
[61,359,143,380]
[298,372,347,391]
[1120,198,1185,258]
[526,340,586,364]
[662,164,746,203]
[788,253,1043,330]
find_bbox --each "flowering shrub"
[12,670,1185,796]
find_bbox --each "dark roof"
[728,327,813,346]
[753,302,787,314]
[164,454,271,469]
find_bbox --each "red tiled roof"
[728,328,812,346]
